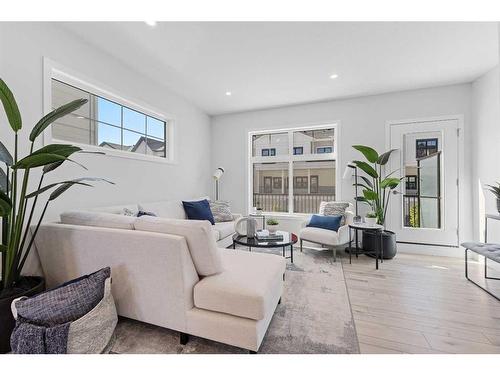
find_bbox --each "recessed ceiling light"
[145,21,157,27]
[225,91,232,96]
[330,74,339,79]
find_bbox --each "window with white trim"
[250,126,337,214]
[51,79,168,159]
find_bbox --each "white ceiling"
[61,22,498,115]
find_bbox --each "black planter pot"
[0,276,45,353]
[362,229,397,260]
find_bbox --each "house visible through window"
[51,79,168,159]
[317,146,332,153]
[416,138,438,158]
[251,125,336,214]
[261,148,276,156]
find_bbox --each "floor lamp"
[213,167,225,201]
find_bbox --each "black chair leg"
[180,332,189,345]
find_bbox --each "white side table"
[348,223,384,270]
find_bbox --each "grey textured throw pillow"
[14,267,111,325]
[209,200,234,222]
[320,202,350,225]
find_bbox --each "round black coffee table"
[232,231,298,263]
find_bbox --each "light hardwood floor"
[341,252,500,354]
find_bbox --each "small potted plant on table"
[266,218,279,234]
[364,211,378,226]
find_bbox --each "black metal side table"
[348,223,384,270]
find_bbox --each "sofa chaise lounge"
[31,200,286,353]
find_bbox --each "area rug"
[110,247,359,354]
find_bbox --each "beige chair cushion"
[213,221,236,240]
[135,216,223,276]
[60,211,136,230]
[193,249,286,320]
[299,226,340,246]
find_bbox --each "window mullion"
[288,131,294,214]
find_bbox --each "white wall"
[0,23,212,221]
[211,84,473,242]
[471,65,500,242]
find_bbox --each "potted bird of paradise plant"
[352,144,401,259]
[0,78,112,352]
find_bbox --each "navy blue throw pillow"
[182,199,215,225]
[307,214,342,232]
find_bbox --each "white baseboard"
[397,242,464,258]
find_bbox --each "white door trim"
[385,115,465,256]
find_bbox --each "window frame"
[43,58,176,164]
[248,123,339,216]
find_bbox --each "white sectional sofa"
[85,197,241,248]
[32,200,286,353]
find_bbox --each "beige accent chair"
[31,203,285,353]
[299,202,354,262]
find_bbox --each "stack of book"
[256,230,283,241]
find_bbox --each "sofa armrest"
[337,224,351,245]
[300,218,310,229]
[344,210,355,225]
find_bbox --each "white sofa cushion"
[212,229,220,241]
[60,211,136,230]
[213,221,236,240]
[134,216,223,276]
[299,226,340,246]
[193,249,286,320]
[90,204,139,215]
[138,197,210,220]
[138,200,186,219]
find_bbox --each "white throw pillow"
[134,216,223,276]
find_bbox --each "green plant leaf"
[353,145,379,163]
[381,177,401,189]
[0,167,8,193]
[42,160,65,174]
[0,189,12,216]
[363,189,378,201]
[0,78,22,132]
[359,176,373,189]
[32,144,82,157]
[26,177,114,199]
[0,140,13,166]
[377,149,397,165]
[353,182,371,190]
[29,98,88,142]
[353,160,378,178]
[49,181,90,201]
[12,153,68,169]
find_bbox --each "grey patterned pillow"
[14,267,110,325]
[209,200,233,222]
[320,202,350,225]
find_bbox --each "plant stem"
[16,173,44,268]
[16,200,49,279]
